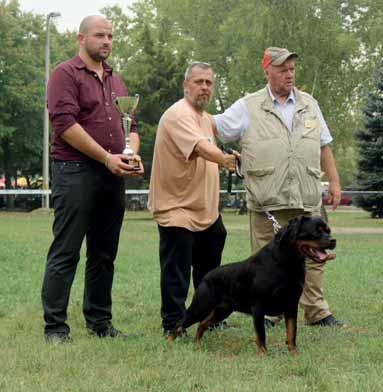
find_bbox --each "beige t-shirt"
[148,98,220,231]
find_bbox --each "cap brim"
[272,52,298,66]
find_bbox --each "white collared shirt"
[214,85,333,146]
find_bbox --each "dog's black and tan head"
[276,215,336,262]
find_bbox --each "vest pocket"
[304,166,322,207]
[306,166,321,179]
[247,167,275,177]
[246,166,276,207]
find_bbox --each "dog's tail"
[180,281,217,330]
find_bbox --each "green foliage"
[0,1,76,190]
[354,63,383,218]
[151,0,383,187]
[50,30,77,67]
[0,0,46,185]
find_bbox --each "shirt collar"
[73,55,113,74]
[267,84,295,104]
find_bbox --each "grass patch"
[0,209,382,391]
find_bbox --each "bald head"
[79,15,111,34]
[77,15,113,64]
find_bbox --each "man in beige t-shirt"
[148,62,237,340]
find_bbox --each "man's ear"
[77,32,84,46]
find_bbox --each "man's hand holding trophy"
[109,93,144,176]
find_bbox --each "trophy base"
[123,157,141,171]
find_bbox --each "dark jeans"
[158,216,227,331]
[41,160,125,335]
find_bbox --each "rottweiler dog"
[177,215,336,355]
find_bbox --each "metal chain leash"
[264,210,283,234]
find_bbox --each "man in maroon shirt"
[41,15,143,343]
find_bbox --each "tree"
[152,0,383,187]
[0,0,47,210]
[354,64,383,218]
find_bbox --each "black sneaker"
[88,323,137,339]
[45,331,72,343]
[310,315,344,327]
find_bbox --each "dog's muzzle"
[297,239,336,263]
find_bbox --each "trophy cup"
[112,93,140,170]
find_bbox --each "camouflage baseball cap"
[262,47,298,69]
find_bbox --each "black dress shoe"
[88,324,137,339]
[45,331,72,343]
[310,315,344,327]
[264,319,275,329]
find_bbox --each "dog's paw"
[288,347,300,356]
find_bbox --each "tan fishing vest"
[241,87,322,212]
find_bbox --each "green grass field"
[0,208,382,392]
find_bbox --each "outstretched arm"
[194,139,239,171]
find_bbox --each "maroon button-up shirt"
[47,55,137,160]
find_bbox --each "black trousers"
[41,160,125,334]
[158,216,227,331]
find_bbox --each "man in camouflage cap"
[212,47,343,327]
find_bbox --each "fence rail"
[1,189,382,212]
[1,189,383,196]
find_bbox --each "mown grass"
[0,208,382,392]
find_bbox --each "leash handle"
[223,148,244,179]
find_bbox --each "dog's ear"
[277,215,309,245]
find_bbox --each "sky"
[18,0,133,32]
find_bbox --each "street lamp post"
[42,12,60,209]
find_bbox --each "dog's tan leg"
[195,311,216,343]
[285,317,299,355]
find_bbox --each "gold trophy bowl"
[112,94,140,170]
